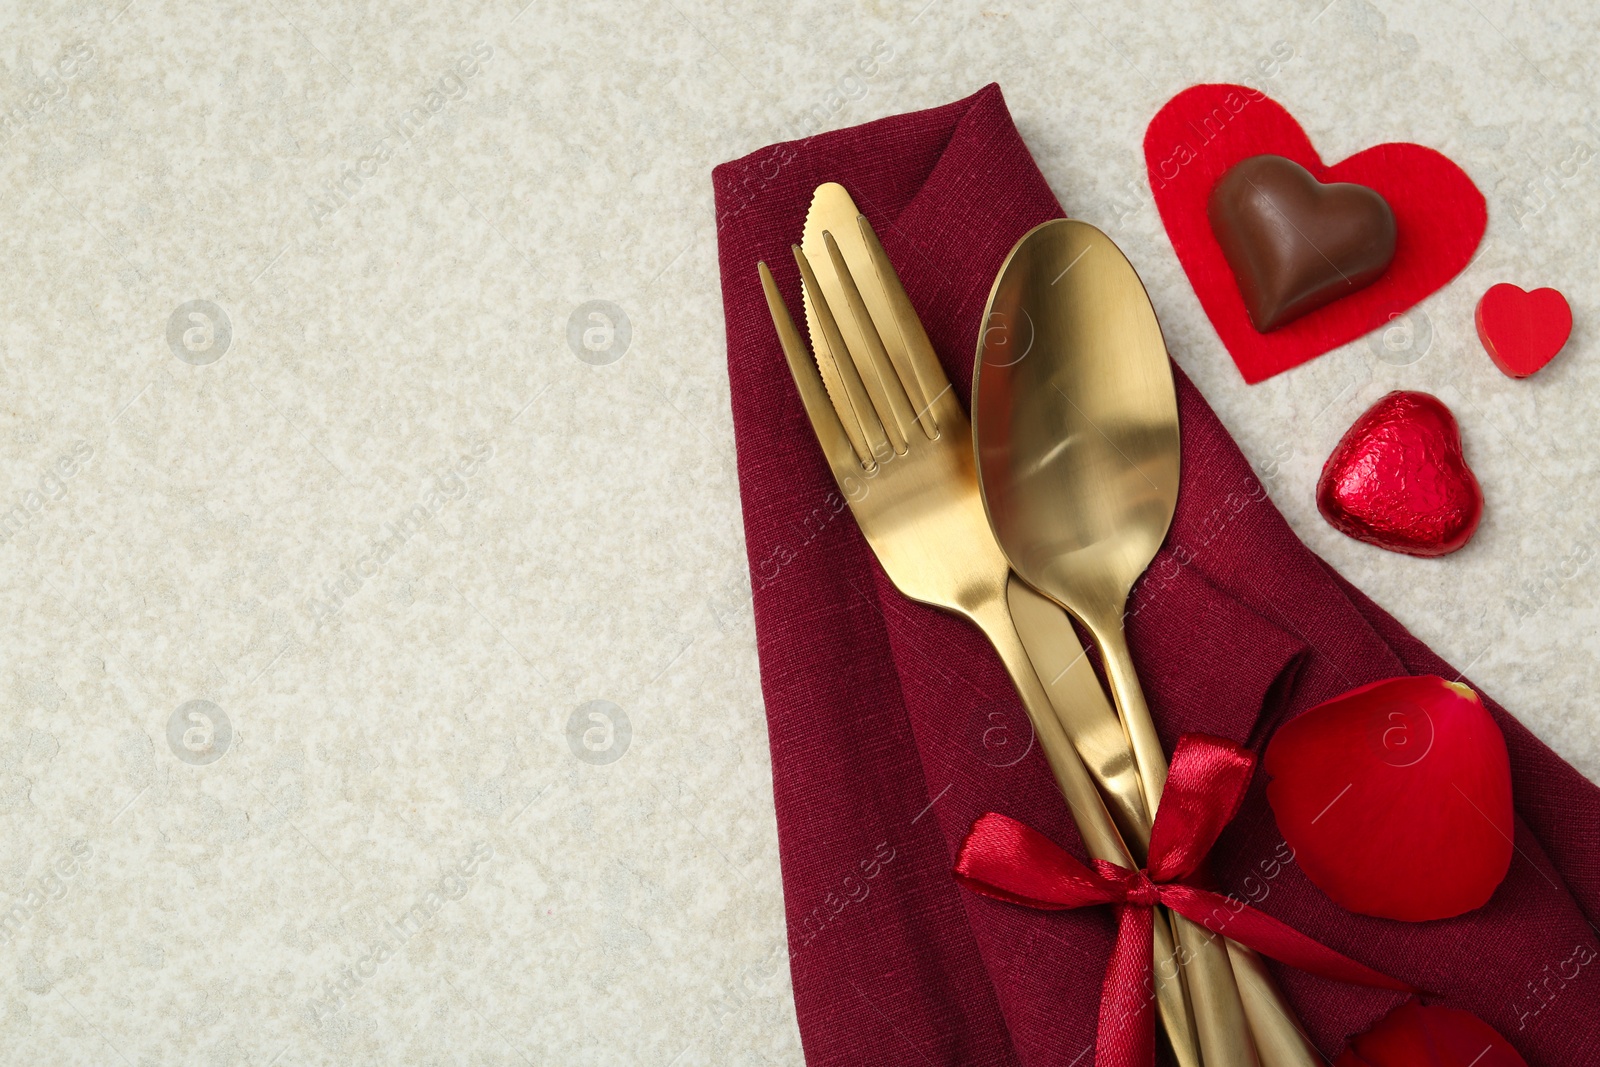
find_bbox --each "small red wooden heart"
[1145,85,1486,383]
[1317,391,1482,557]
[1475,283,1572,378]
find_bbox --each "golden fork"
[756,210,1203,1067]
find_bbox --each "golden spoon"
[973,219,1315,1067]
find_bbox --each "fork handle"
[967,597,1203,1067]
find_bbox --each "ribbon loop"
[954,813,1122,910]
[1147,733,1257,882]
[954,733,1413,1067]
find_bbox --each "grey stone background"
[0,0,1593,1063]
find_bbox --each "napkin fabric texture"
[711,84,1600,1067]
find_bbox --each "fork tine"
[821,231,917,454]
[759,261,867,472]
[856,214,956,431]
[793,244,893,466]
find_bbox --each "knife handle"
[1229,943,1324,1067]
[1008,579,1153,857]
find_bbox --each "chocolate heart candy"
[1208,155,1397,332]
[1316,391,1482,557]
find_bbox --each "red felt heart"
[1333,1000,1527,1067]
[1475,283,1572,378]
[1145,85,1487,383]
[1264,676,1513,922]
[1317,391,1482,557]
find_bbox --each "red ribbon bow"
[954,734,1413,1067]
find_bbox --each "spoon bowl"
[974,220,1180,821]
[974,219,1179,648]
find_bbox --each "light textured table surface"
[2,0,1594,1063]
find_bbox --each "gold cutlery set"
[759,183,1320,1066]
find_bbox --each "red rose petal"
[1332,1000,1528,1067]
[1264,676,1513,921]
[1333,1051,1378,1067]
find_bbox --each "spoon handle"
[1090,618,1261,1067]
[968,596,1202,1067]
[1090,620,1171,820]
[1029,608,1320,1067]
[1094,615,1325,1067]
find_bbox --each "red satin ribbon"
[954,733,1413,1067]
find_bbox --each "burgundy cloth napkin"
[712,84,1600,1066]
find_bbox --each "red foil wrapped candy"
[1316,391,1482,557]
